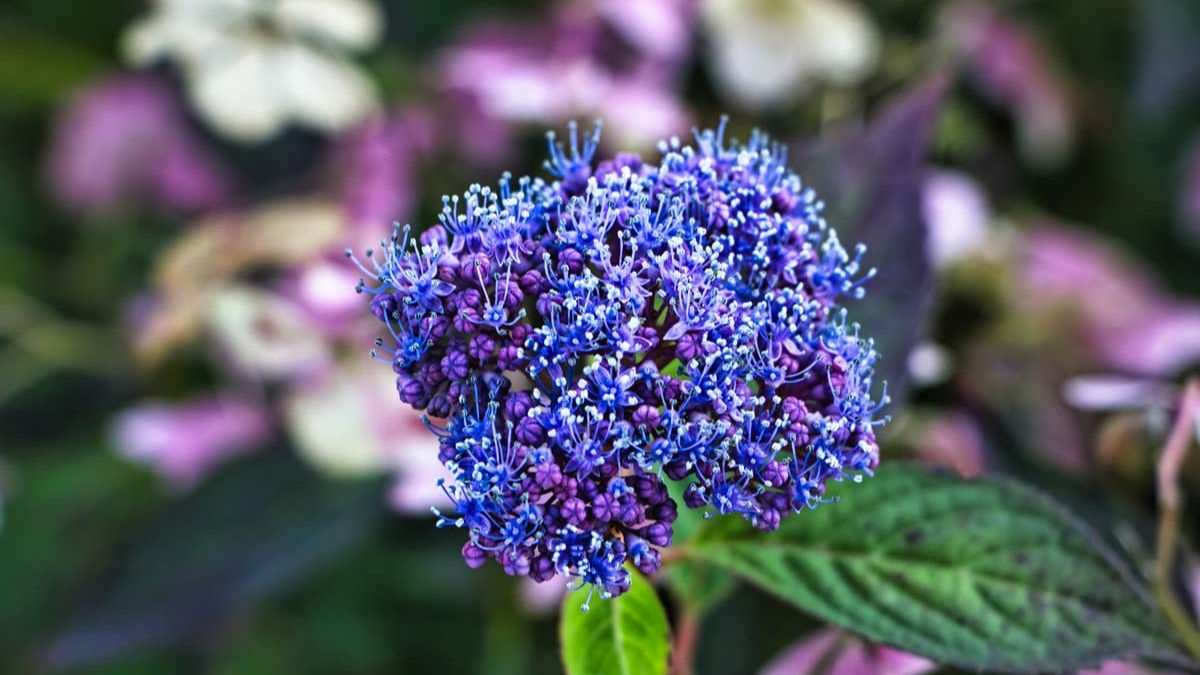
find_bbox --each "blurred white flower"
[921,169,991,268]
[907,341,952,386]
[284,364,392,477]
[702,0,878,109]
[1062,374,1178,412]
[124,0,383,142]
[206,285,331,379]
[283,363,448,512]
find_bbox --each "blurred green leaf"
[663,479,736,616]
[0,21,107,109]
[42,452,386,671]
[0,449,157,664]
[560,570,670,675]
[683,464,1190,672]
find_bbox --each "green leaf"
[560,570,671,675]
[0,21,107,109]
[683,464,1189,672]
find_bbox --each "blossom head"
[354,119,887,598]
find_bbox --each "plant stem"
[1155,378,1200,661]
[671,607,700,675]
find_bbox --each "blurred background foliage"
[1,0,1199,673]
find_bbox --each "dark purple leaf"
[1134,0,1200,118]
[40,453,384,670]
[793,75,949,406]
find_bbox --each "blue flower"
[356,119,886,599]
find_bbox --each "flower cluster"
[353,120,887,601]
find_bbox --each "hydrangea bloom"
[353,121,887,602]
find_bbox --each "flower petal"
[277,44,378,134]
[275,0,383,50]
[189,42,290,141]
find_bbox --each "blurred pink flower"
[285,258,365,337]
[942,2,1074,168]
[915,409,988,478]
[112,394,272,489]
[437,1,692,151]
[337,108,435,240]
[1021,225,1200,376]
[921,169,991,268]
[759,629,934,675]
[44,73,230,217]
[517,575,569,615]
[598,0,692,66]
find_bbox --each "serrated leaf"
[683,464,1189,672]
[41,453,385,670]
[560,570,670,675]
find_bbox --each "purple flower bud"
[578,478,600,501]
[437,259,459,284]
[468,333,496,362]
[559,248,584,273]
[463,542,488,569]
[497,344,523,370]
[530,555,555,582]
[618,502,644,526]
[418,361,445,388]
[535,292,559,317]
[591,493,618,522]
[515,416,544,445]
[665,460,690,481]
[761,460,789,487]
[369,293,398,321]
[456,288,482,309]
[519,268,546,294]
[427,393,453,419]
[754,508,781,532]
[683,483,706,508]
[631,404,660,428]
[397,375,428,408]
[640,522,672,547]
[534,460,563,488]
[503,280,524,310]
[502,551,530,577]
[509,323,531,345]
[676,331,704,360]
[424,315,449,340]
[634,547,661,576]
[441,349,469,381]
[562,497,587,525]
[505,391,533,420]
[453,306,480,334]
[648,500,677,523]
